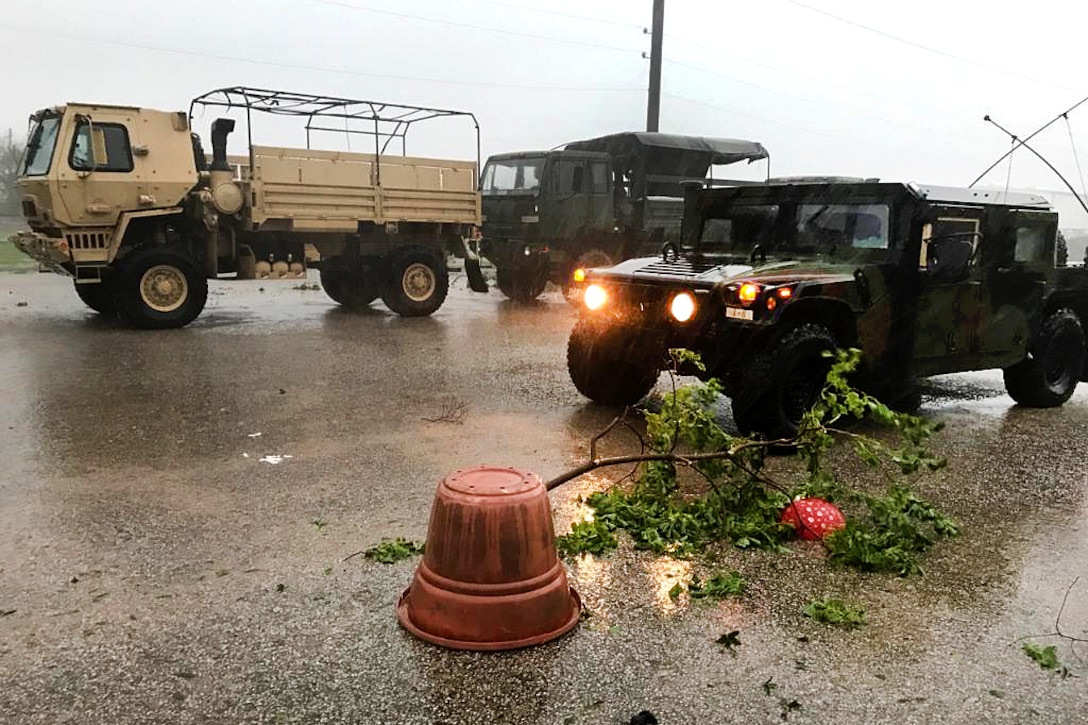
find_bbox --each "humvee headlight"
[584,284,608,311]
[737,282,761,306]
[670,291,696,322]
[572,267,587,283]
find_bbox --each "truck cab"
[480,132,768,302]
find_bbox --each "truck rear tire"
[321,258,378,309]
[74,280,117,316]
[113,248,208,330]
[496,265,548,302]
[567,319,660,405]
[380,250,449,317]
[732,324,837,439]
[1003,308,1085,407]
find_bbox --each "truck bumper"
[11,231,71,272]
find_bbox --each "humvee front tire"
[113,249,208,330]
[732,324,837,439]
[74,280,117,316]
[1003,308,1085,407]
[380,249,449,317]
[321,258,378,309]
[567,319,660,405]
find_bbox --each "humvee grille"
[639,257,721,277]
[65,232,111,250]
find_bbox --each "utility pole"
[646,0,664,132]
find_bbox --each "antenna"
[983,115,1088,217]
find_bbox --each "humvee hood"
[592,256,855,287]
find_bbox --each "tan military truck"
[12,86,487,328]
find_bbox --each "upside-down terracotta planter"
[397,466,581,651]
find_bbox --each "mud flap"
[465,258,489,293]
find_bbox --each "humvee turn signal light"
[738,282,761,305]
[572,268,587,283]
[584,284,608,311]
[670,291,696,322]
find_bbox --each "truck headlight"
[670,291,696,322]
[584,284,608,311]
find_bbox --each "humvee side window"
[920,217,980,268]
[69,121,133,173]
[797,204,890,252]
[699,205,778,252]
[1014,225,1047,263]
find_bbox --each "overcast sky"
[4,0,1088,195]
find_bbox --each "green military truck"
[11,87,486,328]
[478,132,768,302]
[567,179,1088,438]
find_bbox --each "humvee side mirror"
[927,237,972,282]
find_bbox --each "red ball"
[780,498,846,541]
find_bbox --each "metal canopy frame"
[189,86,481,182]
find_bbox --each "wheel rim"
[139,264,188,313]
[1043,328,1078,390]
[402,262,436,302]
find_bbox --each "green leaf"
[689,571,746,600]
[1022,643,1061,671]
[362,537,425,564]
[802,597,867,627]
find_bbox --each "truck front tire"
[567,319,661,405]
[732,324,837,439]
[496,265,548,302]
[113,249,208,330]
[380,250,449,317]
[74,280,117,316]
[1003,308,1085,407]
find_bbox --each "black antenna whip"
[982,115,1088,217]
[969,92,1088,188]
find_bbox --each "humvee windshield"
[698,202,891,260]
[21,114,61,176]
[481,157,545,194]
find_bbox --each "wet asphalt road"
[1,271,1086,725]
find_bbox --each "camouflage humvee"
[566,179,1088,438]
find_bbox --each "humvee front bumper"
[10,231,71,272]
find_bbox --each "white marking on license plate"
[726,306,753,321]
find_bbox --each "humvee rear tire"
[74,280,117,316]
[732,324,837,439]
[567,319,660,405]
[496,265,548,302]
[380,250,449,317]
[113,248,208,330]
[321,258,378,309]
[1003,308,1085,407]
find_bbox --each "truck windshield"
[481,158,545,193]
[21,115,61,176]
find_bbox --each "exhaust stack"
[210,118,235,172]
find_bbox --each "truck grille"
[639,257,722,277]
[65,231,112,250]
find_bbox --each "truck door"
[976,211,1055,365]
[587,158,614,233]
[542,157,589,243]
[911,213,985,374]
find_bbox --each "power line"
[665,33,966,116]
[0,23,643,93]
[462,0,644,29]
[661,91,903,149]
[781,0,1077,92]
[303,0,643,54]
